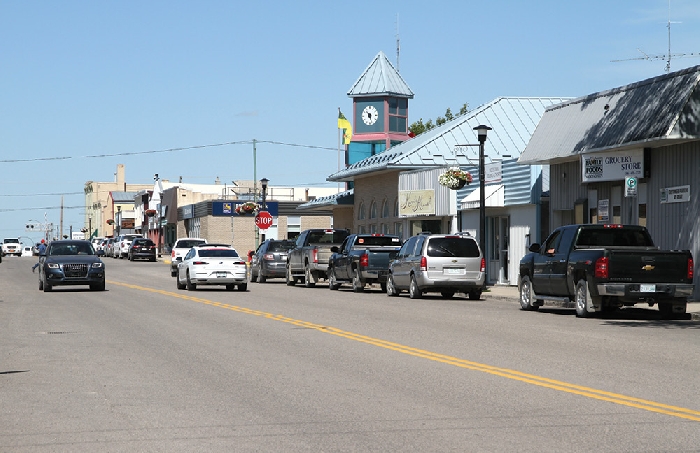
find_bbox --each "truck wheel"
[256,270,266,283]
[441,291,455,299]
[409,274,422,299]
[286,265,296,286]
[575,280,593,318]
[328,268,340,290]
[379,282,387,293]
[386,274,399,297]
[352,268,364,293]
[519,276,540,311]
[468,290,482,300]
[304,264,316,288]
[176,276,186,290]
[658,301,686,319]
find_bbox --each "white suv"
[170,238,208,276]
[114,234,143,259]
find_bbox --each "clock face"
[362,105,379,125]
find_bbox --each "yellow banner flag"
[338,110,352,145]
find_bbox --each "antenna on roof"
[395,13,400,72]
[611,0,699,73]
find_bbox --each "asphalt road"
[2,255,699,452]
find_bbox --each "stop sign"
[255,211,273,230]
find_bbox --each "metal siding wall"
[398,168,452,216]
[645,143,700,300]
[509,206,537,286]
[504,161,537,205]
[550,161,587,210]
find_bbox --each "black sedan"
[128,238,157,262]
[39,240,105,292]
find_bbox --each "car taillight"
[480,258,486,272]
[688,258,694,280]
[359,253,369,267]
[263,253,274,260]
[171,250,175,258]
[420,256,427,271]
[312,249,318,263]
[193,261,208,265]
[595,256,609,278]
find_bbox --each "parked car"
[38,240,105,292]
[286,228,350,287]
[387,232,485,300]
[104,238,115,257]
[21,246,33,257]
[128,238,157,262]
[114,234,143,259]
[170,238,208,276]
[176,244,247,291]
[250,239,295,283]
[327,234,402,292]
[518,223,694,317]
[2,238,21,257]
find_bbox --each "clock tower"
[346,51,414,166]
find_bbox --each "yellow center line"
[110,280,700,422]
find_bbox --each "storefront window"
[358,202,366,220]
[370,201,377,219]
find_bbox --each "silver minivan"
[387,232,485,300]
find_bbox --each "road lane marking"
[110,280,700,422]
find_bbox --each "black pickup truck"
[327,234,402,292]
[518,224,694,318]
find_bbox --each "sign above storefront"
[485,162,502,184]
[581,149,644,183]
[398,189,435,217]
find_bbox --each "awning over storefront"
[460,185,504,210]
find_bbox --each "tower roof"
[347,51,414,99]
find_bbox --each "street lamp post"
[473,125,492,281]
[260,178,269,243]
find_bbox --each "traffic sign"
[255,211,273,230]
[625,177,638,197]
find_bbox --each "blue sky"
[1,0,699,243]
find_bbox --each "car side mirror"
[529,243,541,253]
[330,246,339,253]
[175,257,182,262]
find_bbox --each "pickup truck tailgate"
[607,249,692,283]
[365,248,400,269]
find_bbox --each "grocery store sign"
[581,149,644,183]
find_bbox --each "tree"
[409,103,469,137]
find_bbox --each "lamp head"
[260,178,269,190]
[473,125,492,142]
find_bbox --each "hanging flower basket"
[106,219,115,225]
[438,167,473,190]
[235,202,260,215]
[145,209,157,217]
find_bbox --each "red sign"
[255,211,273,230]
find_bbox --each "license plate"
[216,272,227,278]
[444,268,465,275]
[640,284,655,292]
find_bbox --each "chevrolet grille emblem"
[642,265,655,271]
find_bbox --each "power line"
[0,205,83,213]
[0,139,339,164]
[0,192,84,197]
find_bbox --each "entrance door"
[488,216,510,284]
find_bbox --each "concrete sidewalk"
[484,284,700,320]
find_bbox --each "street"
[1,256,699,452]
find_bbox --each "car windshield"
[49,243,95,256]
[307,231,349,244]
[268,241,295,252]
[177,239,207,248]
[426,237,480,258]
[198,249,240,258]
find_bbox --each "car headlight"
[91,262,103,268]
[47,263,60,269]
